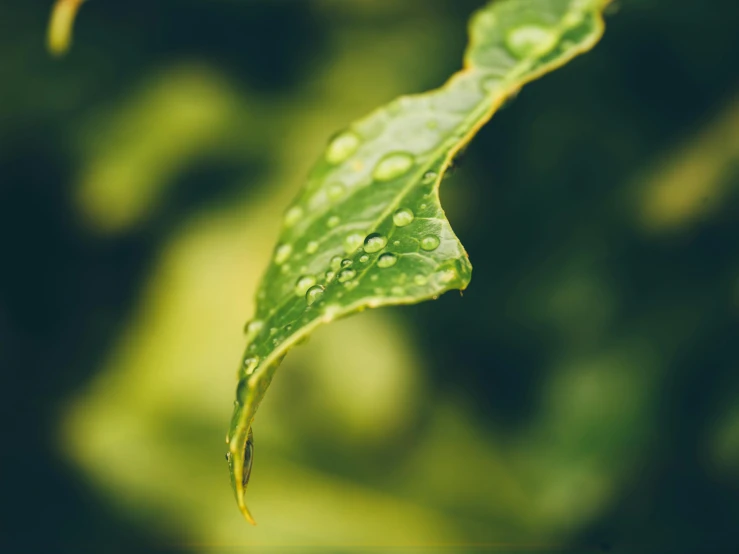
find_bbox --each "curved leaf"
[227,0,612,523]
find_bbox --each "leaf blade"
[228,0,612,523]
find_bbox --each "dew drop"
[305,285,325,306]
[325,270,336,281]
[243,356,260,376]
[274,244,292,264]
[373,152,414,181]
[294,275,317,296]
[326,131,360,164]
[363,233,388,253]
[243,319,264,340]
[283,206,303,227]
[359,255,369,263]
[327,182,346,201]
[420,235,440,251]
[393,240,400,246]
[377,253,398,268]
[338,268,356,283]
[422,171,438,184]
[414,275,428,286]
[330,255,343,271]
[341,259,352,268]
[306,241,319,254]
[393,208,415,227]
[505,25,558,59]
[327,215,341,228]
[344,233,364,254]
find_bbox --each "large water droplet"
[305,285,325,306]
[420,235,440,251]
[344,233,364,254]
[283,206,303,227]
[393,208,415,227]
[243,319,264,341]
[295,275,317,296]
[338,268,356,283]
[306,241,319,254]
[377,253,398,268]
[242,356,260,376]
[363,233,387,253]
[330,255,343,272]
[373,152,414,181]
[327,215,341,228]
[505,25,558,59]
[274,243,292,264]
[326,131,360,164]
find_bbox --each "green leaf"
[228,0,612,524]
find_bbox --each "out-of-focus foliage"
[227,0,613,524]
[2,1,739,553]
[47,0,86,56]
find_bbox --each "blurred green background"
[2,1,739,552]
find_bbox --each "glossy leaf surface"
[227,0,612,523]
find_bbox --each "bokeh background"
[2,0,739,552]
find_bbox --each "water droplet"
[338,268,356,283]
[373,152,414,181]
[283,206,303,227]
[393,240,400,246]
[330,255,343,271]
[363,233,387,253]
[341,259,352,268]
[420,235,440,251]
[243,356,260,376]
[327,215,341,228]
[359,255,369,263]
[325,270,336,281]
[305,285,325,306]
[414,275,428,286]
[505,25,558,59]
[377,253,398,268]
[370,274,378,282]
[306,241,319,254]
[422,171,438,185]
[327,182,346,201]
[243,319,264,340]
[225,452,231,462]
[393,208,415,227]
[274,244,292,264]
[344,233,364,254]
[295,275,317,296]
[326,131,360,164]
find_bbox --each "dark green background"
[2,1,738,552]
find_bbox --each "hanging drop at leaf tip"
[47,0,87,57]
